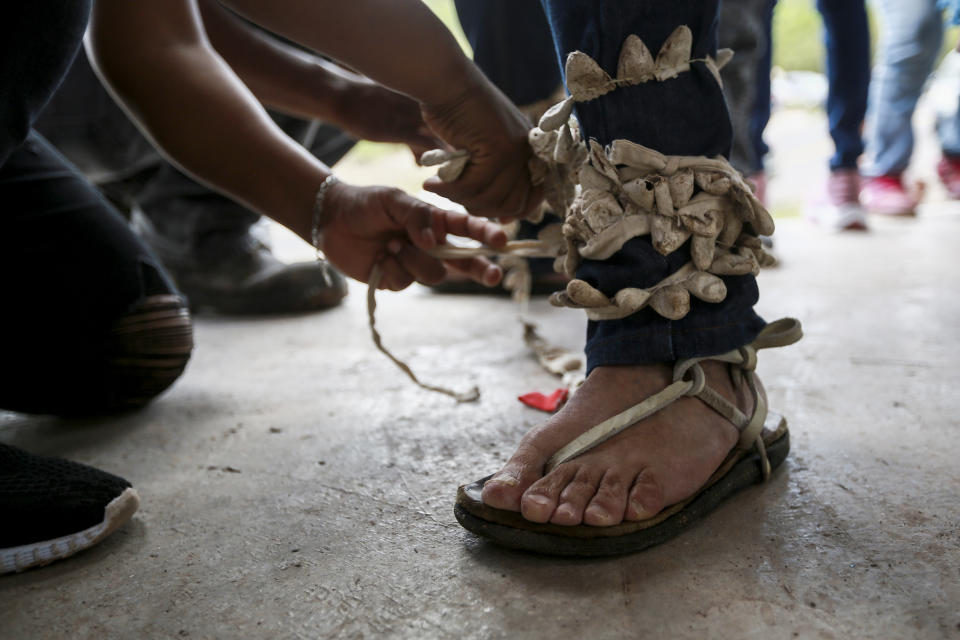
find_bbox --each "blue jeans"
[742,0,869,174]
[540,0,767,371]
[863,0,953,176]
[718,0,770,175]
[747,0,776,175]
[818,0,871,171]
[454,0,561,107]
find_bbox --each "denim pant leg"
[0,2,92,166]
[540,0,767,370]
[936,94,960,157]
[454,0,564,267]
[818,0,870,171]
[0,132,181,414]
[454,0,561,107]
[863,0,943,177]
[719,0,770,176]
[749,0,777,172]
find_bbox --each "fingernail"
[420,228,435,246]
[484,265,500,285]
[387,239,403,254]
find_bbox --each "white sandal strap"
[543,318,802,477]
[545,379,691,473]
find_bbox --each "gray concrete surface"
[3,103,960,637]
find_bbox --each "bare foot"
[481,361,763,526]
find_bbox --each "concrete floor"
[3,111,960,637]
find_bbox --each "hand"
[420,76,542,222]
[319,181,508,290]
[334,78,440,159]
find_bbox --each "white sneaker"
[805,169,868,232]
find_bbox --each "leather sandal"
[454,318,802,556]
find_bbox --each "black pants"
[1,2,188,414]
[0,133,184,414]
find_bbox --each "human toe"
[519,465,576,523]
[550,470,601,526]
[481,454,542,511]
[583,471,629,526]
[625,469,665,521]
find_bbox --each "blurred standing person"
[860,0,960,214]
[720,0,871,231]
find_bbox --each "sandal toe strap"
[543,318,801,479]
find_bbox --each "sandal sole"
[454,413,789,557]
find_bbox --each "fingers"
[424,174,535,222]
[379,240,500,288]
[407,136,443,162]
[376,254,416,291]
[434,210,508,249]
[444,256,502,287]
[423,153,541,221]
[381,187,507,251]
[380,190,442,251]
[500,173,546,223]
[490,170,532,221]
[386,239,447,286]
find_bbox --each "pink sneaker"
[937,155,960,199]
[747,172,767,207]
[860,175,917,216]
[747,172,775,248]
[805,168,868,231]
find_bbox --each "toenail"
[526,494,551,507]
[486,474,517,487]
[630,499,654,520]
[586,505,613,525]
[556,504,576,519]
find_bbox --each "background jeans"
[818,0,870,171]
[454,0,561,107]
[719,0,771,175]
[747,0,777,175]
[863,0,947,176]
[539,0,766,371]
[937,100,960,157]
[735,0,869,175]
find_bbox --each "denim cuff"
[584,282,766,371]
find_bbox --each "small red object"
[518,388,569,413]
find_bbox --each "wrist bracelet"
[312,174,339,255]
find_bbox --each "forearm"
[220,0,483,107]
[87,0,326,240]
[198,0,361,122]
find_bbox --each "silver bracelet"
[312,174,339,255]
